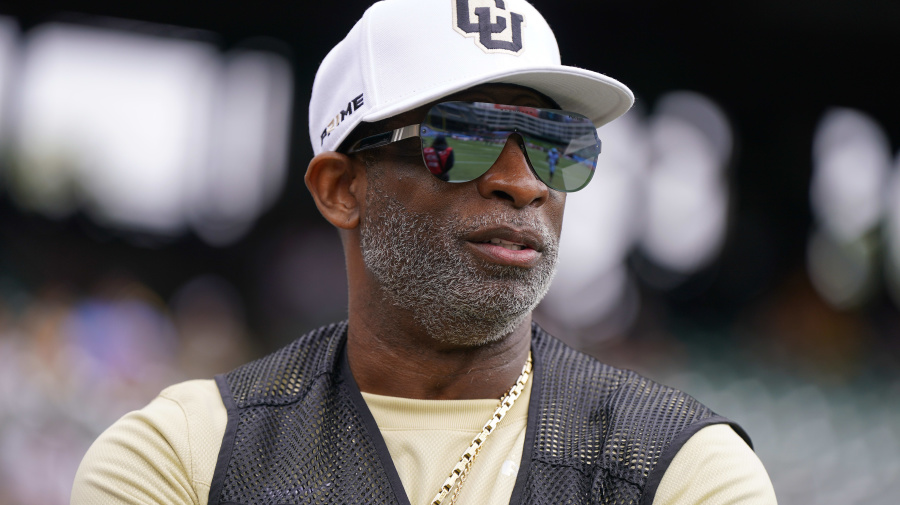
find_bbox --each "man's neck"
[345,312,533,400]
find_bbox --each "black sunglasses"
[347,101,602,192]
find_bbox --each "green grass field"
[441,137,594,191]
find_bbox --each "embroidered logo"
[452,0,525,55]
[320,93,365,146]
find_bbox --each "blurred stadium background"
[0,1,898,503]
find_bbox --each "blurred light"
[189,48,294,245]
[6,20,293,244]
[0,17,18,147]
[811,108,891,242]
[808,108,891,309]
[10,22,219,227]
[639,91,732,274]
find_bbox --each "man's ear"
[305,152,365,229]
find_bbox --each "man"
[73,1,777,504]
[546,147,560,182]
[423,135,454,181]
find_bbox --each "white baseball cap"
[309,0,634,155]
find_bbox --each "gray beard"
[359,176,559,347]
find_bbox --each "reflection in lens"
[422,102,601,192]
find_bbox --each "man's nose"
[475,135,549,208]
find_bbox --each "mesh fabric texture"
[210,321,748,505]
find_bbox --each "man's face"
[357,84,566,346]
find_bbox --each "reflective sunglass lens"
[421,102,600,192]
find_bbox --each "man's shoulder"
[529,324,752,497]
[220,321,349,408]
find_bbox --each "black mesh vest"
[209,322,750,505]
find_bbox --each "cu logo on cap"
[453,0,525,54]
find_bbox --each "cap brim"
[363,65,634,129]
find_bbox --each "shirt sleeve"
[652,424,777,505]
[71,379,226,505]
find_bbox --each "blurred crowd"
[660,344,900,504]
[0,274,255,505]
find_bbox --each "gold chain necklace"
[429,352,533,505]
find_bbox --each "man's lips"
[465,227,544,251]
[464,227,545,267]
